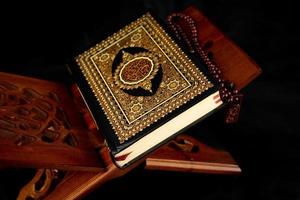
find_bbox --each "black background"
[0,0,299,199]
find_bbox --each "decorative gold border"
[76,13,213,143]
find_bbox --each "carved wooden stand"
[0,6,261,200]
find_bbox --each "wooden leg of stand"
[16,152,139,200]
[17,169,58,200]
[44,161,142,200]
[17,148,141,200]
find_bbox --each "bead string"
[166,13,243,123]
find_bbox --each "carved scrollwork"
[17,169,65,200]
[0,81,77,147]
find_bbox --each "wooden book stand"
[0,6,261,200]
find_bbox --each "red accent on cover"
[214,98,222,104]
[213,93,222,104]
[115,152,132,161]
[213,93,220,100]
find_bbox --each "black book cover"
[68,11,222,168]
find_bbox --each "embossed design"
[76,13,213,143]
[167,80,180,90]
[121,57,152,83]
[131,33,142,42]
[114,51,160,92]
[130,103,143,114]
[0,81,77,147]
[98,53,110,62]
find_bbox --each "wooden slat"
[145,134,241,174]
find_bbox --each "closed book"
[70,12,223,168]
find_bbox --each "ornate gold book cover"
[72,12,222,167]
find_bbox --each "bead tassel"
[167,13,243,123]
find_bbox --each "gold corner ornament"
[114,51,160,93]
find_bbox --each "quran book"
[70,12,223,168]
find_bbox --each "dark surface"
[0,1,299,200]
